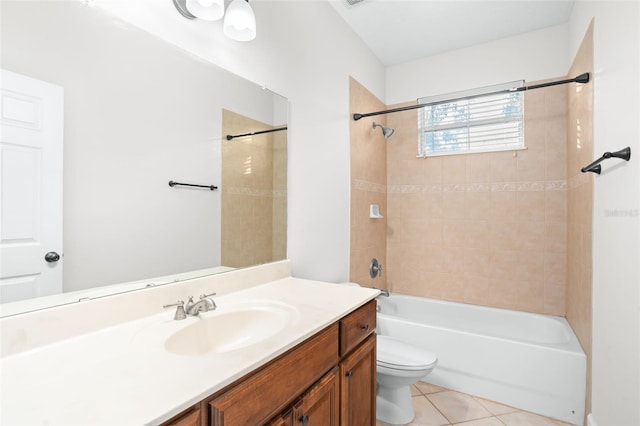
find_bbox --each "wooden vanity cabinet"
[292,367,340,425]
[340,334,376,426]
[165,300,376,426]
[161,405,201,426]
[265,368,339,426]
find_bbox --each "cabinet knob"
[298,414,309,425]
[345,371,353,377]
[361,324,370,331]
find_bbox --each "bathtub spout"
[374,288,389,297]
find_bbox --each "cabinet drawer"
[208,323,339,425]
[339,300,376,357]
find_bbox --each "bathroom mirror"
[0,1,288,316]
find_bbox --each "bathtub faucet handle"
[370,258,383,278]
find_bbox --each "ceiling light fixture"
[186,0,224,21]
[223,0,257,42]
[172,0,256,41]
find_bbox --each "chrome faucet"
[185,293,217,316]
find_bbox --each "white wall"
[385,24,569,104]
[569,2,640,425]
[95,0,386,283]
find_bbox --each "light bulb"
[223,0,256,41]
[185,0,224,21]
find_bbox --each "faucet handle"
[163,300,186,320]
[200,292,217,310]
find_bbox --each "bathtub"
[376,294,586,425]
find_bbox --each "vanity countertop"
[0,277,378,425]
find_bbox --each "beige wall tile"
[354,73,572,316]
[465,220,490,249]
[516,191,545,222]
[490,151,518,182]
[465,192,492,221]
[489,220,519,251]
[517,221,546,251]
[524,119,546,152]
[545,190,568,222]
[517,149,546,182]
[466,153,493,182]
[524,89,546,121]
[442,191,466,220]
[350,77,388,290]
[565,22,594,418]
[490,191,517,220]
[441,155,467,183]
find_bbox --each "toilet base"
[376,384,414,425]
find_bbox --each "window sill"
[417,145,528,158]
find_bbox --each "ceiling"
[327,0,575,66]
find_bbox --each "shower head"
[373,122,395,140]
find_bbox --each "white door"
[0,69,64,303]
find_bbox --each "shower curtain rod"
[352,73,590,121]
[226,126,287,140]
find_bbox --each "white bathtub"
[376,294,586,425]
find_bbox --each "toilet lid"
[377,335,438,371]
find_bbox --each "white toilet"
[336,282,438,424]
[376,335,438,424]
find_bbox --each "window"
[418,87,524,157]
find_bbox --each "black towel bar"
[168,180,218,191]
[581,147,631,174]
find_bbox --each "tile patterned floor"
[376,381,575,426]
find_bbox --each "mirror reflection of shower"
[373,122,395,139]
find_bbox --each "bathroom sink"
[164,301,298,356]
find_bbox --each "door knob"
[44,251,61,263]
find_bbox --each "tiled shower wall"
[349,78,388,289]
[350,78,569,315]
[384,85,568,315]
[221,109,287,267]
[566,22,594,417]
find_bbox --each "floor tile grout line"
[424,393,457,425]
[410,382,572,426]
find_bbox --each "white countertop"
[0,277,378,425]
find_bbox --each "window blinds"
[417,84,525,157]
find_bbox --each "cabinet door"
[208,324,339,425]
[340,334,376,426]
[292,368,339,426]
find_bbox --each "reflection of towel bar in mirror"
[226,126,287,140]
[581,147,631,174]
[168,180,218,191]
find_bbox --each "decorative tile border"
[466,183,491,192]
[353,179,387,193]
[225,187,287,197]
[362,180,568,194]
[443,184,466,192]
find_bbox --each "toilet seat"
[377,335,438,371]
